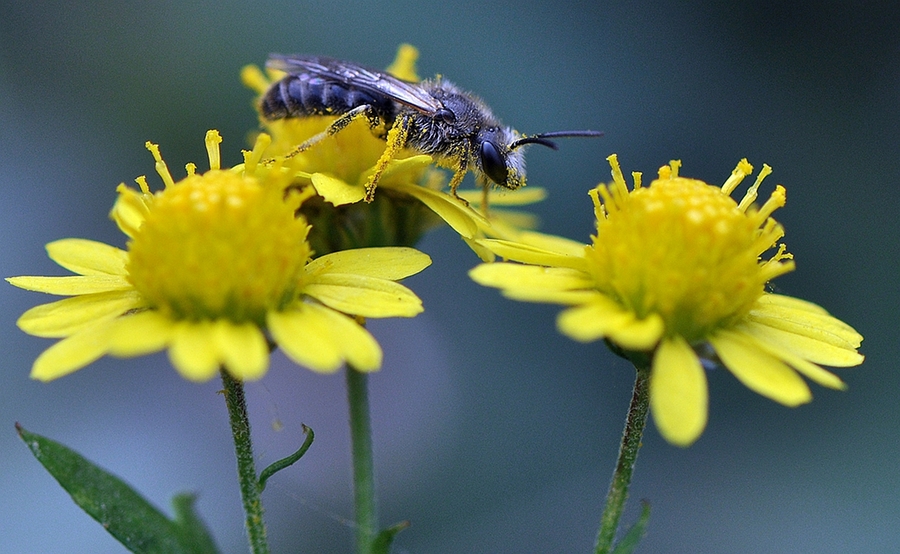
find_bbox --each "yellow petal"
[515,231,588,257]
[240,63,271,94]
[110,187,149,238]
[385,44,421,81]
[375,154,434,182]
[168,321,221,382]
[16,290,143,337]
[469,263,594,298]
[557,300,631,342]
[306,247,431,280]
[477,209,541,239]
[107,310,175,357]
[6,275,132,295]
[607,313,666,351]
[30,321,115,381]
[311,173,367,205]
[650,337,708,447]
[303,274,423,318]
[734,323,846,390]
[473,239,588,271]
[457,186,547,206]
[557,299,663,350]
[463,237,497,262]
[776,355,846,390]
[750,295,862,344]
[505,288,604,305]
[390,182,482,238]
[755,293,829,315]
[742,317,863,366]
[46,239,129,276]
[268,305,344,372]
[710,330,812,407]
[215,320,269,381]
[312,305,382,371]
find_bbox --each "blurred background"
[1,1,898,552]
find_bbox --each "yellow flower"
[8,131,431,383]
[470,155,863,446]
[240,44,488,250]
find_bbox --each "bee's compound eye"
[480,141,508,185]
[436,108,456,123]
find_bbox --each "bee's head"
[476,129,603,190]
[475,127,525,190]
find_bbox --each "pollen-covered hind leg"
[281,105,376,160]
[364,114,411,202]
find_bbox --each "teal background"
[1,1,897,552]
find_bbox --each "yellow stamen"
[722,158,754,196]
[242,133,272,175]
[206,130,222,171]
[145,142,175,189]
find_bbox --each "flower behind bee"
[470,155,863,446]
[7,131,431,382]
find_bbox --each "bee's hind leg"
[280,105,376,160]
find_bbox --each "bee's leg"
[480,183,490,216]
[364,114,411,202]
[447,157,469,205]
[282,105,374,159]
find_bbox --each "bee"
[261,54,601,203]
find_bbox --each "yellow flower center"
[127,167,312,324]
[586,157,793,342]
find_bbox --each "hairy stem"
[221,369,270,554]
[594,363,651,553]
[346,366,378,554]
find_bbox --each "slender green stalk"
[221,369,270,554]
[594,363,651,554]
[346,366,377,554]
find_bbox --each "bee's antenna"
[509,130,603,151]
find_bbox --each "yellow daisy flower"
[240,44,489,250]
[470,154,863,446]
[7,131,431,383]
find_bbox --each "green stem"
[346,366,377,554]
[594,363,651,554]
[221,369,270,554]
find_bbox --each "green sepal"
[611,501,651,554]
[371,520,410,554]
[16,423,220,554]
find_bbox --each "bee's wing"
[266,55,443,115]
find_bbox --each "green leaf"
[371,520,410,554]
[16,423,219,554]
[171,494,220,554]
[611,501,651,554]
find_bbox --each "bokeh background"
[2,1,898,552]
